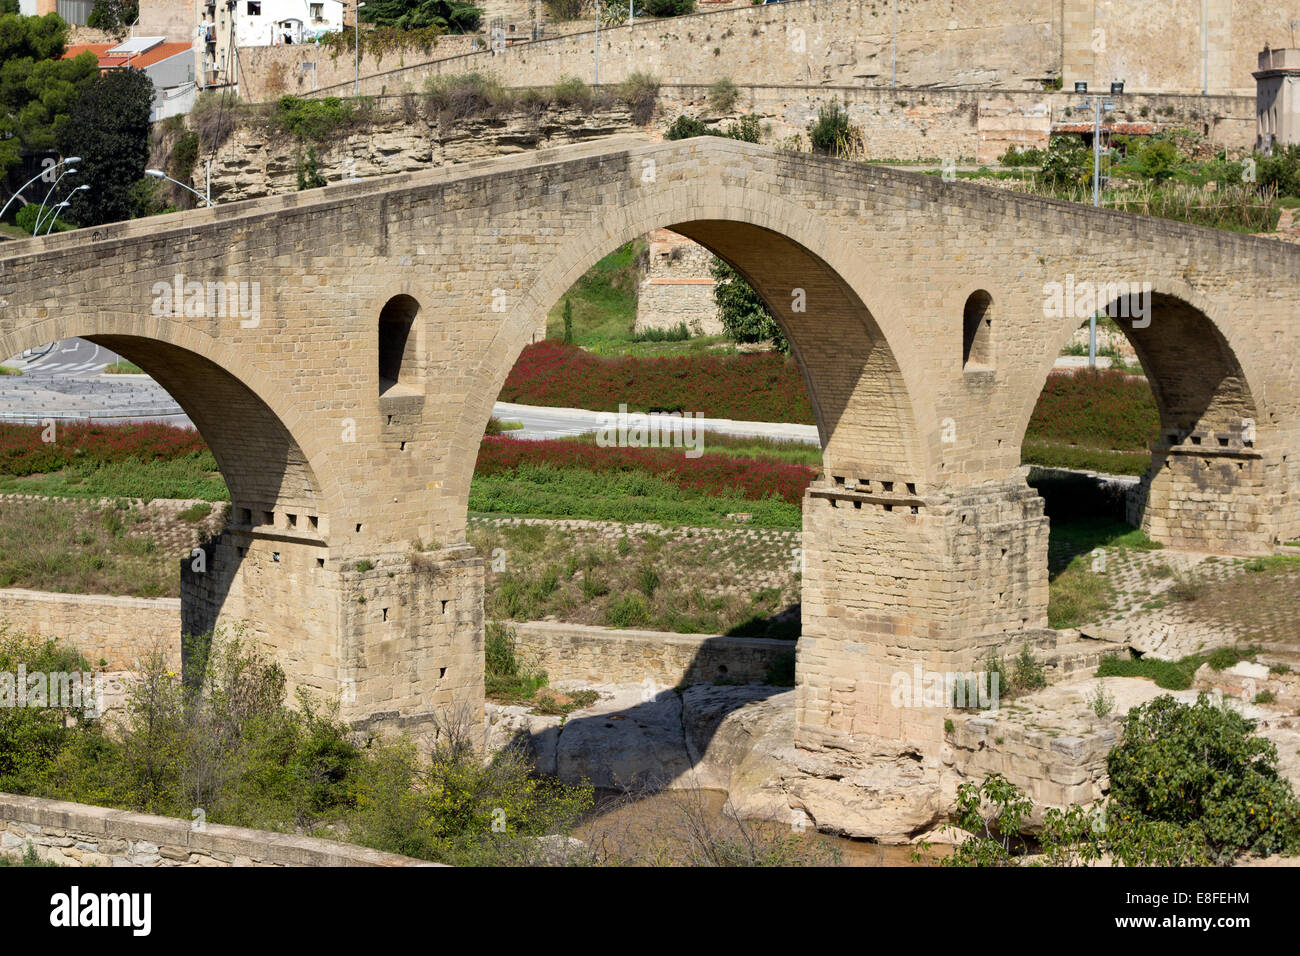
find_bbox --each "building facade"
[198,0,344,89]
[1255,46,1300,154]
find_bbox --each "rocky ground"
[486,667,1300,850]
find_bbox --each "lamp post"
[0,156,81,223]
[31,167,78,233]
[354,2,365,96]
[144,169,216,207]
[1085,96,1115,368]
[594,2,599,85]
[38,185,90,235]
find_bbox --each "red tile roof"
[63,41,192,71]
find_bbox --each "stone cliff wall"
[198,104,641,202]
[194,86,1256,203]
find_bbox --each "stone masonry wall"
[634,228,721,336]
[0,793,431,867]
[300,0,1063,98]
[0,588,181,672]
[278,0,1297,100]
[512,620,793,687]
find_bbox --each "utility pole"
[1089,96,1115,367]
[594,3,599,85]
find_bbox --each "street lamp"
[38,185,90,236]
[0,156,81,223]
[144,169,216,208]
[31,167,77,232]
[39,201,70,235]
[354,2,365,96]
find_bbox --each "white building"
[198,0,345,88]
[1255,46,1300,155]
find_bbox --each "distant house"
[198,0,345,89]
[63,37,198,122]
[1255,46,1300,154]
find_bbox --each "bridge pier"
[795,476,1050,757]
[182,534,485,741]
[1128,443,1282,554]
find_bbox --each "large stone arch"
[0,317,327,523]
[1012,282,1281,552]
[443,180,934,542]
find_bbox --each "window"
[378,294,422,394]
[962,290,993,370]
[310,3,323,18]
[247,1,261,15]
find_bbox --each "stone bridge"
[1,136,1297,756]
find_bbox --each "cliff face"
[199,106,641,203]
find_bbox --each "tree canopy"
[360,0,482,33]
[58,67,153,227]
[0,13,99,179]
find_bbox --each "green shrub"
[1039,135,1091,189]
[999,144,1045,166]
[641,0,694,15]
[617,72,659,125]
[1095,652,1200,690]
[709,77,740,113]
[606,593,651,628]
[550,76,594,110]
[274,95,357,142]
[1207,646,1254,671]
[808,98,855,154]
[1107,694,1300,860]
[1137,139,1181,183]
[664,113,711,140]
[484,621,547,701]
[423,72,511,121]
[14,202,73,235]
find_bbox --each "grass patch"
[0,365,22,376]
[0,499,177,597]
[0,458,229,502]
[1096,652,1206,690]
[103,360,145,375]
[178,501,213,522]
[485,417,524,434]
[470,467,801,529]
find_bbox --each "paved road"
[491,400,819,444]
[1,337,193,426]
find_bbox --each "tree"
[710,258,788,353]
[86,0,138,32]
[1039,135,1091,189]
[57,67,153,227]
[1107,693,1300,861]
[0,13,99,179]
[361,0,482,33]
[1137,139,1180,183]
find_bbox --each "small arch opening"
[378,294,421,395]
[962,290,993,370]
